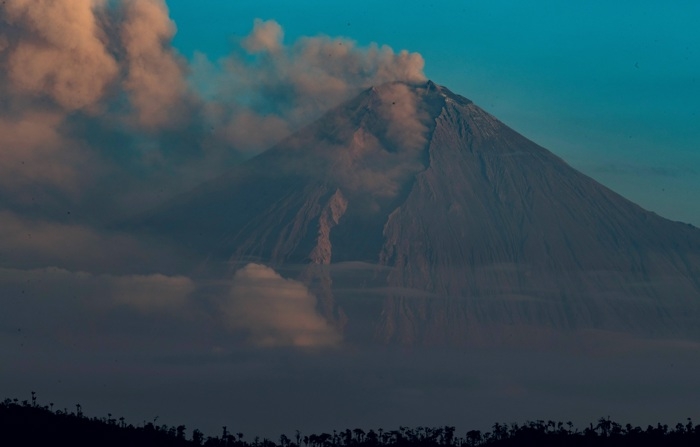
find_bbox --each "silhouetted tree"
[596,416,612,437]
[4,395,700,447]
[353,428,365,444]
[465,430,481,447]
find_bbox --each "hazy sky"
[2,0,700,439]
[166,0,700,226]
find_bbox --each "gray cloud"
[198,19,426,155]
[0,211,188,274]
[0,111,94,196]
[0,266,194,319]
[107,272,195,315]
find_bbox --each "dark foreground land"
[2,396,699,447]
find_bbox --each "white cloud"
[223,263,341,348]
[242,18,284,54]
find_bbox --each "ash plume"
[0,1,427,220]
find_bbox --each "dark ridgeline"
[3,396,700,446]
[141,80,700,345]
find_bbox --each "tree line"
[2,393,700,446]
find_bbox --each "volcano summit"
[147,81,700,345]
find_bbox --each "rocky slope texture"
[147,81,700,345]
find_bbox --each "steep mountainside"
[144,81,700,344]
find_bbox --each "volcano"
[147,81,700,345]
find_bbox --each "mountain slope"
[374,88,700,343]
[143,81,700,344]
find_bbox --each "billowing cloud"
[223,263,341,348]
[120,0,191,129]
[200,19,426,154]
[1,0,119,111]
[242,18,284,54]
[295,82,432,200]
[0,0,192,202]
[0,3,428,215]
[0,111,92,196]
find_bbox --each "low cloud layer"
[0,210,189,274]
[108,272,195,314]
[0,266,194,317]
[223,263,341,348]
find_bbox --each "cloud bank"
[0,266,194,316]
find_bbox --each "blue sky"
[168,0,700,225]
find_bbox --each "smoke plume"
[0,1,427,218]
[120,0,192,129]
